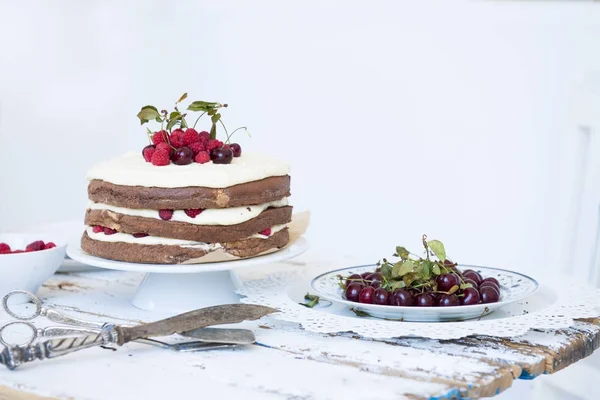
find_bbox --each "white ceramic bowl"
[0,233,67,303]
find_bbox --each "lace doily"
[238,269,600,339]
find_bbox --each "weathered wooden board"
[0,267,597,400]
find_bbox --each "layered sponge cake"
[81,152,292,264]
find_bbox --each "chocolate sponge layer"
[85,206,292,243]
[88,175,291,210]
[81,228,290,264]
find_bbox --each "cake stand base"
[132,270,243,313]
[66,236,308,314]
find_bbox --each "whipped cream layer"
[85,224,287,247]
[87,152,290,188]
[88,198,289,226]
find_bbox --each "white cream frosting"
[86,152,290,188]
[86,224,287,247]
[87,198,288,226]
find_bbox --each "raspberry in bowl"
[0,233,67,303]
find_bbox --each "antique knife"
[0,304,277,370]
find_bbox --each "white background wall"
[1,0,599,279]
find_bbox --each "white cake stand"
[66,237,308,313]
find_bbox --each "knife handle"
[0,324,120,370]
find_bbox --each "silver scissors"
[0,290,252,352]
[0,290,104,348]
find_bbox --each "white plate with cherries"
[310,236,539,322]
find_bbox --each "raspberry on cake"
[80,94,292,264]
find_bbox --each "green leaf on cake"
[177,92,188,103]
[432,263,441,275]
[137,105,161,125]
[427,240,446,262]
[188,101,219,112]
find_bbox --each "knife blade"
[181,327,256,345]
[115,304,277,345]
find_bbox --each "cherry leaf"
[137,105,160,125]
[448,284,459,295]
[188,101,218,112]
[428,240,446,262]
[395,246,410,260]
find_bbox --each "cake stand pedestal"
[133,270,243,311]
[66,237,308,313]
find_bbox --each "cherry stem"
[192,112,207,129]
[219,119,230,143]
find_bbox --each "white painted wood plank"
[0,268,596,399]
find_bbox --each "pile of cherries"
[343,268,501,307]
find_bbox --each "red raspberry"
[158,209,173,220]
[92,225,103,233]
[258,228,272,236]
[182,128,200,145]
[103,227,117,235]
[142,145,156,162]
[194,151,211,164]
[198,131,210,143]
[170,129,185,147]
[151,149,170,166]
[188,142,206,155]
[132,233,149,238]
[11,250,25,254]
[184,209,204,218]
[156,142,172,154]
[26,241,46,251]
[152,130,168,145]
[0,243,11,253]
[207,139,223,152]
[44,242,56,250]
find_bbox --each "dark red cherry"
[345,283,364,302]
[391,289,415,306]
[463,278,479,289]
[358,286,375,304]
[365,273,383,287]
[345,274,363,287]
[210,147,233,164]
[171,147,194,165]
[436,273,460,292]
[480,286,500,303]
[373,288,390,305]
[230,143,242,157]
[361,272,372,279]
[462,270,483,286]
[460,288,481,305]
[481,277,500,287]
[416,293,436,307]
[437,294,460,307]
[479,281,500,291]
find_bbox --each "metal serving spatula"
[0,304,276,370]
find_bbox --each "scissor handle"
[0,321,37,347]
[2,290,104,330]
[2,290,42,320]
